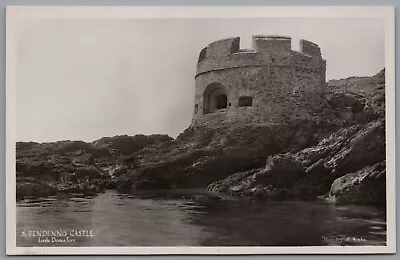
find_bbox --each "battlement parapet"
[196,35,324,76]
[252,35,292,52]
[300,39,321,57]
[198,37,240,63]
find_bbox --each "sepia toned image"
[6,6,395,255]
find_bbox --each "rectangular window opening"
[238,96,253,107]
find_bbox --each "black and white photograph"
[6,6,396,255]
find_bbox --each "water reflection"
[17,190,386,247]
[192,199,386,246]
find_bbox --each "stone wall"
[192,35,328,126]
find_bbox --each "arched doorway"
[203,83,228,114]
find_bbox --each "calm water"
[17,190,386,247]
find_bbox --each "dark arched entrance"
[203,83,228,114]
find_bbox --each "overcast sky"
[15,18,384,142]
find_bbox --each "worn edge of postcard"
[5,5,396,255]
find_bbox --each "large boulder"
[207,168,261,194]
[254,153,305,187]
[327,93,365,112]
[327,161,386,205]
[323,119,385,174]
[206,153,305,198]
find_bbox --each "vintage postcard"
[6,6,395,255]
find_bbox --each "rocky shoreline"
[16,69,386,206]
[207,119,385,205]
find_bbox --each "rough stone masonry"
[192,35,330,127]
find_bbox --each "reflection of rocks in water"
[189,199,386,246]
[191,200,331,246]
[17,191,386,247]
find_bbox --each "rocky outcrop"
[325,161,386,205]
[16,109,385,205]
[297,119,385,177]
[92,134,172,155]
[206,118,386,204]
[16,134,172,199]
[114,120,341,192]
[327,69,385,117]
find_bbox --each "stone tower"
[191,35,328,127]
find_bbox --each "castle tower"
[191,35,327,126]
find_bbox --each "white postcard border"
[5,5,396,255]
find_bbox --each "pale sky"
[15,18,384,142]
